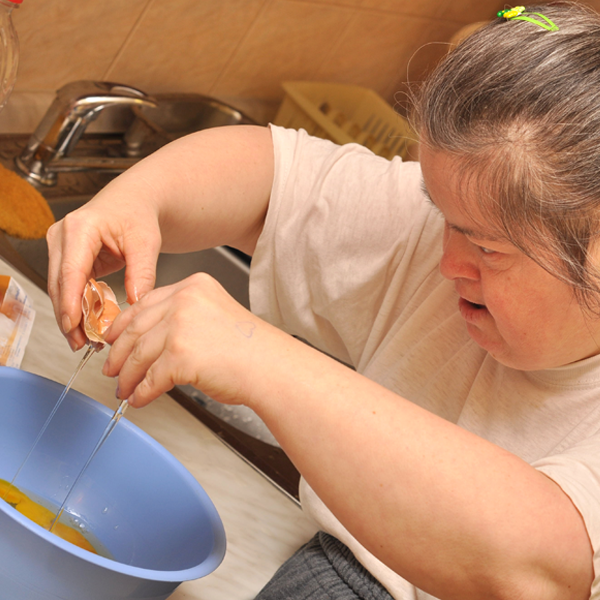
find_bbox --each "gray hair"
[413,2,600,313]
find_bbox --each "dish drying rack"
[273,81,416,160]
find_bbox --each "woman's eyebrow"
[420,179,502,242]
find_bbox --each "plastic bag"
[0,275,35,367]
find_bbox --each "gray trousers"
[255,532,394,600]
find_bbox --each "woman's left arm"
[103,275,594,600]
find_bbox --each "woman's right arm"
[46,124,274,351]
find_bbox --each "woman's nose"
[439,224,480,281]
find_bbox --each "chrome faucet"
[15,80,157,186]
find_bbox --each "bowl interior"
[0,366,226,578]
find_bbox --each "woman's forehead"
[419,146,506,242]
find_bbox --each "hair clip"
[497,6,559,31]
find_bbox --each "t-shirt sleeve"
[533,436,600,596]
[250,125,442,367]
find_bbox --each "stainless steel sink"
[0,133,299,501]
[123,93,256,158]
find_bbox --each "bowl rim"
[0,366,227,582]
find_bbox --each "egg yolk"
[0,479,97,554]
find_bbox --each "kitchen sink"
[0,133,299,501]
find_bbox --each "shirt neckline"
[526,351,600,387]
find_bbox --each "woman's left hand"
[102,272,269,408]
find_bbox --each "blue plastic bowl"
[0,366,226,600]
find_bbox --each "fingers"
[121,230,161,305]
[46,219,98,351]
[117,322,171,407]
[103,283,175,347]
[128,352,180,408]
[102,286,178,405]
[109,319,182,408]
[103,294,169,375]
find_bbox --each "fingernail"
[115,385,121,400]
[68,337,78,352]
[62,314,72,334]
[102,360,109,376]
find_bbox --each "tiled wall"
[3,0,600,133]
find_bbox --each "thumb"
[122,237,161,304]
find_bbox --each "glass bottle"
[0,0,20,112]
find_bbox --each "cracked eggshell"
[81,279,121,344]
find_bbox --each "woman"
[46,3,599,598]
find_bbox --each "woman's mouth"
[458,297,488,322]
[467,300,485,309]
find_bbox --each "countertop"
[0,255,318,599]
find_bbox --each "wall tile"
[0,91,54,133]
[107,0,268,95]
[398,18,465,82]
[313,11,455,105]
[289,0,443,18]
[357,0,446,18]
[12,0,150,91]
[211,0,356,100]
[438,0,503,23]
[288,0,364,7]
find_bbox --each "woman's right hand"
[46,181,162,352]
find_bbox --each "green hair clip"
[497,6,559,31]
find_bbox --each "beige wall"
[3,0,600,133]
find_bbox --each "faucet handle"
[54,80,156,113]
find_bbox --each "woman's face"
[420,145,600,370]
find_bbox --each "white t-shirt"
[250,125,600,599]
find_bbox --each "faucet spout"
[15,81,157,186]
